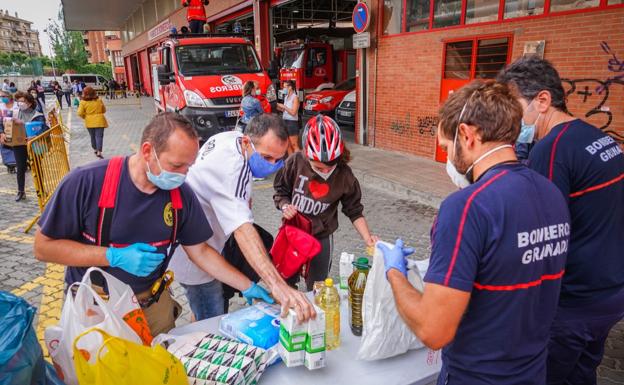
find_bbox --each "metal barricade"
[24,124,70,233]
[96,90,142,108]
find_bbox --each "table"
[170,290,441,385]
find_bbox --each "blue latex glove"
[242,282,274,305]
[105,243,165,277]
[378,239,416,279]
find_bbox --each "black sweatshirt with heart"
[273,151,364,238]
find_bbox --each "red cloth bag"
[270,213,321,279]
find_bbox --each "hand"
[106,243,165,277]
[365,234,380,247]
[281,204,297,220]
[242,282,274,305]
[378,239,415,279]
[271,281,315,323]
[276,103,284,111]
[0,133,5,144]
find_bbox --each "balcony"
[61,0,143,30]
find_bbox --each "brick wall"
[364,5,624,160]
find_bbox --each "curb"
[352,169,444,210]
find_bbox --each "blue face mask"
[518,118,537,144]
[248,142,284,178]
[0,97,9,104]
[283,87,289,96]
[146,149,186,190]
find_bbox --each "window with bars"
[444,36,510,80]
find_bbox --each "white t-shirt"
[168,131,254,285]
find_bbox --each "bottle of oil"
[348,257,370,336]
[319,278,341,350]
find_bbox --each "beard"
[452,141,472,175]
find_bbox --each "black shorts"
[284,119,300,136]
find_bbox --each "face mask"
[146,148,186,190]
[518,100,540,144]
[446,102,513,188]
[255,89,261,96]
[311,164,336,180]
[0,97,9,104]
[18,102,29,111]
[283,87,289,96]
[517,119,537,144]
[248,142,284,178]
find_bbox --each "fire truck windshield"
[176,44,262,76]
[281,49,304,69]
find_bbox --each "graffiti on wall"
[561,41,624,141]
[390,113,438,137]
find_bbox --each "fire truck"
[155,33,276,142]
[278,38,355,101]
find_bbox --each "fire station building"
[62,0,623,162]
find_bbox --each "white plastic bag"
[44,267,143,385]
[357,241,425,360]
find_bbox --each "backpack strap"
[96,157,124,246]
[168,187,182,256]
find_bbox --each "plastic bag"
[73,328,187,385]
[45,268,143,385]
[0,291,42,384]
[357,242,425,360]
[219,302,281,349]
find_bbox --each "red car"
[302,77,356,121]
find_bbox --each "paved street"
[0,98,622,384]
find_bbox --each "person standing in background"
[62,79,73,108]
[276,80,300,155]
[182,0,209,34]
[77,87,108,159]
[0,91,47,201]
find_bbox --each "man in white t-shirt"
[169,114,316,322]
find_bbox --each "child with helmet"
[273,114,378,290]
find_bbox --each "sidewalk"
[345,136,455,209]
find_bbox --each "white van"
[61,73,109,91]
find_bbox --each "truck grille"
[211,96,242,106]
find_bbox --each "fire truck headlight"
[184,90,207,108]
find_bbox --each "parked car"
[335,90,356,127]
[302,77,355,121]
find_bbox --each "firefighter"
[182,0,209,34]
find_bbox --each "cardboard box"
[3,118,26,147]
[304,306,326,370]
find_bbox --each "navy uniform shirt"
[424,163,570,384]
[38,157,212,293]
[528,119,624,307]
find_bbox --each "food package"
[157,332,270,385]
[3,118,26,147]
[339,252,355,290]
[278,305,326,370]
[219,303,281,349]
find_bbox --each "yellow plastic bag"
[73,328,187,385]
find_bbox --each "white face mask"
[311,164,336,180]
[446,102,513,188]
[17,101,29,111]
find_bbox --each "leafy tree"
[46,8,88,71]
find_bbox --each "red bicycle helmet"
[303,114,344,163]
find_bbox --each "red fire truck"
[278,39,355,101]
[155,33,276,142]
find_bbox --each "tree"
[46,7,88,72]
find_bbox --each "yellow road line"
[254,182,274,190]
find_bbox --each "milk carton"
[278,308,307,367]
[304,306,326,370]
[339,252,355,289]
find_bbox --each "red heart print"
[309,180,330,199]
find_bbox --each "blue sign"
[352,3,370,34]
